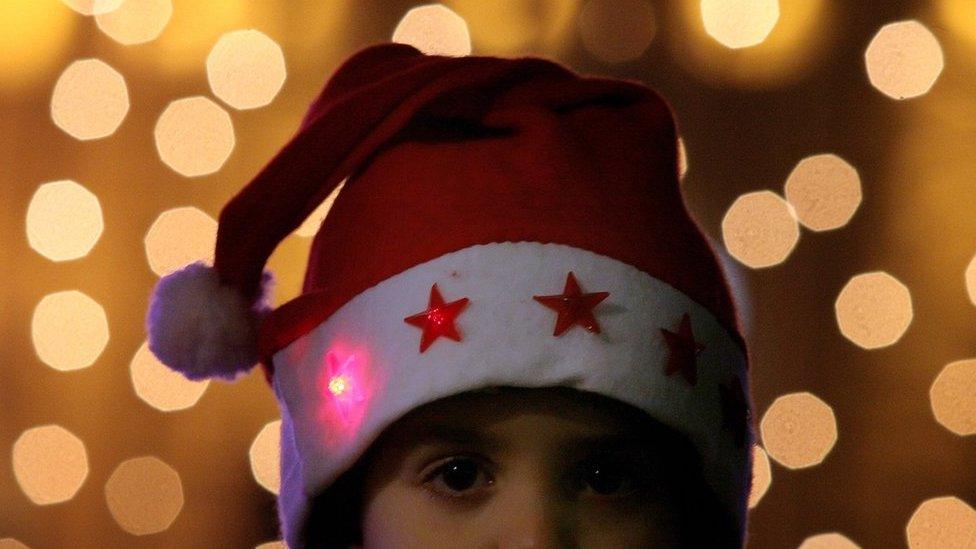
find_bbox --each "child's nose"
[496,472,570,548]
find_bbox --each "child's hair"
[301,386,742,548]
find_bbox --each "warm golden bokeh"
[939,0,976,51]
[864,20,944,101]
[26,180,104,261]
[783,153,862,232]
[760,391,837,469]
[130,341,210,412]
[966,253,976,307]
[577,0,656,63]
[104,456,184,535]
[721,190,800,268]
[905,496,976,548]
[392,4,472,57]
[0,0,76,92]
[31,290,109,371]
[747,444,772,508]
[798,532,861,548]
[50,58,129,140]
[12,425,89,505]
[1,2,973,547]
[929,359,976,436]
[148,1,282,75]
[672,0,829,89]
[60,0,123,16]
[154,96,235,177]
[143,206,218,277]
[206,29,287,110]
[94,0,172,45]
[293,179,347,238]
[700,0,780,49]
[446,0,579,55]
[249,420,282,495]
[834,271,913,349]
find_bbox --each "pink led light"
[315,345,374,446]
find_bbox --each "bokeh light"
[783,153,862,231]
[148,1,282,75]
[51,58,129,140]
[939,0,976,51]
[672,0,829,89]
[0,0,75,92]
[206,29,287,110]
[105,456,184,535]
[799,532,861,549]
[747,444,772,508]
[154,96,235,177]
[31,290,109,371]
[60,0,123,16]
[864,20,944,100]
[577,0,656,64]
[930,359,976,436]
[700,0,780,49]
[12,425,89,505]
[835,271,913,349]
[26,180,104,261]
[905,496,976,547]
[392,4,472,57]
[965,253,976,307]
[130,341,209,412]
[249,420,281,495]
[760,391,837,469]
[721,190,800,268]
[0,539,29,549]
[143,206,218,277]
[293,178,346,238]
[94,0,172,45]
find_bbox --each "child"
[146,42,754,548]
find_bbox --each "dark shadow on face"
[303,386,740,548]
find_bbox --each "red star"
[719,375,751,449]
[533,272,610,337]
[660,313,706,386]
[403,283,470,353]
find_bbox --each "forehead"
[382,386,661,449]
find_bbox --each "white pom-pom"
[146,261,275,381]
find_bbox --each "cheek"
[575,496,685,548]
[360,482,458,548]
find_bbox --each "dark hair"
[302,388,742,548]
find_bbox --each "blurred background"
[1,0,975,547]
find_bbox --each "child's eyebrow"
[408,424,649,454]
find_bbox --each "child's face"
[346,388,688,548]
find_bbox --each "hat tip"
[145,261,274,381]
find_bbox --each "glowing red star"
[403,283,470,353]
[533,272,610,337]
[719,375,751,449]
[660,312,706,386]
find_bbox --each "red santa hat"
[146,42,754,547]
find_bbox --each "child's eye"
[576,457,647,498]
[423,456,494,499]
[421,455,648,500]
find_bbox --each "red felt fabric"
[211,42,748,379]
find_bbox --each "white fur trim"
[273,242,752,547]
[146,261,275,381]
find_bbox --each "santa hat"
[146,42,754,547]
